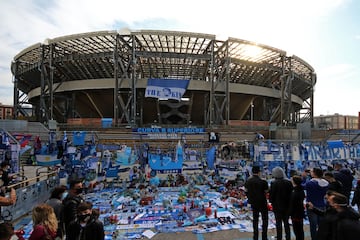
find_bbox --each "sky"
[0,0,359,116]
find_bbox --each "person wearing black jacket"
[269,166,293,240]
[333,200,360,240]
[62,179,84,231]
[244,165,269,240]
[323,171,343,194]
[289,175,306,240]
[66,201,104,240]
[332,163,353,202]
[351,179,360,214]
[307,191,360,240]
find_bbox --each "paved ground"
[151,226,311,240]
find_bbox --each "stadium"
[11,29,316,127]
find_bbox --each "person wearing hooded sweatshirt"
[269,166,293,240]
[304,167,329,240]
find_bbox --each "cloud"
[0,0,356,115]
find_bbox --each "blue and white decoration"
[149,141,184,173]
[145,78,190,101]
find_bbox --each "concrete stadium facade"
[11,29,316,127]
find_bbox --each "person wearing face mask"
[62,179,84,232]
[0,162,16,186]
[306,191,360,240]
[46,185,67,239]
[66,201,104,240]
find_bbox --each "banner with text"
[145,78,189,101]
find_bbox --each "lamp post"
[250,102,254,128]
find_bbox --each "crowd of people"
[244,163,360,240]
[0,176,104,240]
[0,159,360,240]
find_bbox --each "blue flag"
[206,146,216,170]
[73,131,86,146]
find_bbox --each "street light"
[250,102,254,128]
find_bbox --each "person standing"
[323,171,342,194]
[308,191,360,240]
[244,165,269,240]
[66,201,104,240]
[351,179,360,214]
[62,179,84,231]
[46,186,67,239]
[303,167,329,240]
[289,175,306,240]
[332,162,353,202]
[330,192,360,239]
[269,166,293,240]
[29,203,58,240]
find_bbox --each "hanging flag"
[73,131,86,146]
[174,141,183,163]
[206,146,216,170]
[91,132,95,145]
[145,78,189,101]
[63,131,68,149]
[2,132,10,146]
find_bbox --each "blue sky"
[0,0,359,116]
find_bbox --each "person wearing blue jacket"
[303,167,329,240]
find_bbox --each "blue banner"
[149,143,183,171]
[145,78,189,100]
[133,127,205,134]
[73,131,86,146]
[206,146,216,170]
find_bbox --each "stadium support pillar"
[131,35,137,127]
[225,43,230,126]
[280,56,294,126]
[114,35,119,126]
[209,40,215,127]
[49,44,54,121]
[13,65,19,119]
[310,73,316,127]
[39,45,48,123]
